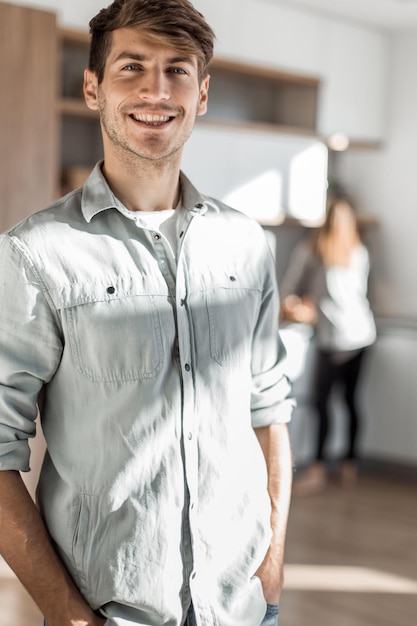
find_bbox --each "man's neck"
[102,155,182,213]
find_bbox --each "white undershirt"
[112,195,182,258]
[136,207,179,257]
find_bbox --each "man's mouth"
[129,113,174,127]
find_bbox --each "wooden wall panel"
[0,2,58,232]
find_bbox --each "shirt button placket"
[176,258,199,572]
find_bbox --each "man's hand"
[64,616,106,626]
[255,544,284,604]
[67,618,106,626]
[49,614,107,626]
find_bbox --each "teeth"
[132,113,171,123]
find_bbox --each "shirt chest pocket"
[205,283,262,367]
[61,287,166,383]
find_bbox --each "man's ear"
[197,74,210,116]
[83,69,99,111]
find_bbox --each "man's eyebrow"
[112,51,196,66]
[112,52,146,64]
[166,55,196,66]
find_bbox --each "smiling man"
[88,27,209,174]
[0,2,294,626]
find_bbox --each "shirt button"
[185,363,191,372]
[180,298,186,307]
[154,233,161,241]
[188,432,193,440]
[107,286,115,294]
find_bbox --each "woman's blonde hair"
[315,197,361,267]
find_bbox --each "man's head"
[89,0,215,85]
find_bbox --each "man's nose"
[138,69,170,101]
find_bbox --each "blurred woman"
[281,197,376,495]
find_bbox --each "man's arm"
[254,423,293,603]
[0,470,106,626]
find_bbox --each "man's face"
[84,28,209,165]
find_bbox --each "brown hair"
[89,0,215,84]
[314,197,361,267]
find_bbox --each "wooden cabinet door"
[0,2,58,232]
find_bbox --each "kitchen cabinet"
[195,0,388,146]
[207,58,319,133]
[58,27,102,193]
[0,2,58,231]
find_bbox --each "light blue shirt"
[0,164,294,626]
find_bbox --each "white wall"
[338,32,417,319]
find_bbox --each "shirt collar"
[81,162,219,223]
[81,162,117,223]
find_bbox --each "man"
[0,1,294,625]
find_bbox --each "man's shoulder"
[5,188,84,241]
[203,194,265,231]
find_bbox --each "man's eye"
[122,64,140,71]
[168,67,187,75]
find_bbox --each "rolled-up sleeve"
[250,244,295,428]
[0,234,63,471]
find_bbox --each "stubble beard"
[98,93,198,168]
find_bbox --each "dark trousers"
[314,348,366,461]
